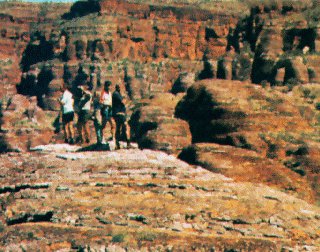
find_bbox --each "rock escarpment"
[16,0,238,112]
[0,2,71,99]
[0,2,71,150]
[0,0,319,197]
[9,0,320,115]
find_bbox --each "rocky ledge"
[0,145,319,251]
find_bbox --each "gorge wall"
[4,0,319,113]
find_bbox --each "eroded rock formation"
[176,79,320,202]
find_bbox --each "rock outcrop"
[3,0,319,116]
[176,79,320,202]
[0,1,71,107]
[0,94,54,152]
[130,93,191,154]
[12,0,240,110]
[0,147,319,251]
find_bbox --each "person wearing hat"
[100,80,115,143]
[77,84,92,144]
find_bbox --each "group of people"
[59,80,131,150]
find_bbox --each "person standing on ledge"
[112,84,131,150]
[59,84,75,144]
[100,80,114,143]
[77,85,92,144]
[91,91,103,145]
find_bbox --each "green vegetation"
[111,233,126,243]
[27,232,34,240]
[283,159,306,176]
[304,1,320,25]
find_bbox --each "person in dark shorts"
[77,85,92,144]
[59,84,75,144]
[112,84,131,149]
[100,81,115,143]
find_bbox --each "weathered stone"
[131,93,191,154]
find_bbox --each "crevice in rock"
[6,211,53,226]
[177,145,197,165]
[205,27,219,41]
[246,10,264,52]
[198,51,215,80]
[0,183,50,195]
[251,50,275,84]
[283,28,316,52]
[217,58,227,80]
[37,65,55,108]
[130,110,158,141]
[226,27,240,53]
[131,37,145,43]
[20,32,54,72]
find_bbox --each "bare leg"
[109,118,115,141]
[84,122,90,143]
[115,118,121,149]
[101,115,107,142]
[77,121,84,143]
[63,123,68,143]
[66,122,74,144]
[125,122,131,147]
[68,122,74,140]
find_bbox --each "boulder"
[139,118,191,154]
[130,93,191,154]
[175,79,320,202]
[171,72,195,94]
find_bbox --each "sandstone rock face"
[4,0,320,114]
[0,147,319,251]
[0,2,70,108]
[176,79,320,202]
[11,0,239,109]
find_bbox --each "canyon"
[0,0,319,250]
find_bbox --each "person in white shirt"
[59,84,75,144]
[100,80,115,143]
